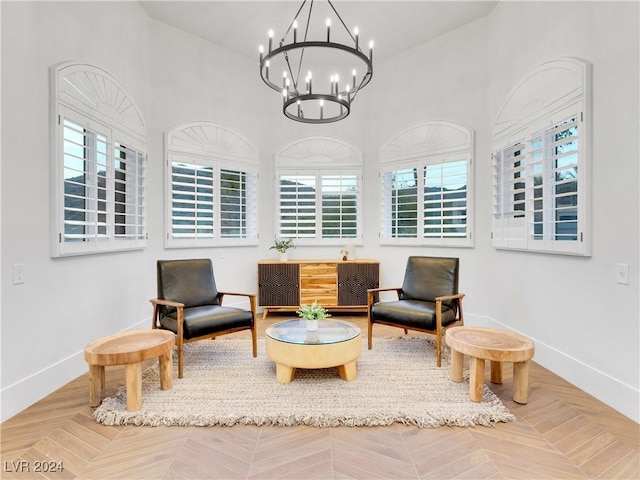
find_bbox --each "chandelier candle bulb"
[320,99,324,119]
[293,20,298,43]
[259,45,264,63]
[354,27,359,50]
[326,18,331,42]
[352,69,357,89]
[268,29,274,52]
[369,40,374,61]
[265,60,270,79]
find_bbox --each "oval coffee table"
[445,326,535,404]
[84,329,175,411]
[265,319,362,384]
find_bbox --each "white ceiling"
[139,1,498,62]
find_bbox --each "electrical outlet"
[616,263,629,285]
[13,263,25,285]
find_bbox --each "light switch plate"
[616,263,629,285]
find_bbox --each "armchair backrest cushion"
[400,256,459,308]
[157,259,220,314]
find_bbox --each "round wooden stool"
[445,326,535,404]
[84,330,175,411]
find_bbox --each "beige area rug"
[93,336,515,428]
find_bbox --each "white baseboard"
[465,313,640,424]
[1,320,149,423]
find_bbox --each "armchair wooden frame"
[367,288,465,367]
[151,292,257,378]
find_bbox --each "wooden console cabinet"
[258,259,379,319]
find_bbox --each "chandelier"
[259,0,374,124]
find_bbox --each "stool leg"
[469,357,485,402]
[159,351,173,390]
[88,364,105,407]
[513,360,530,404]
[125,362,143,411]
[451,349,464,383]
[490,361,503,384]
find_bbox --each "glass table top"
[265,319,361,345]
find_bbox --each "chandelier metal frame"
[259,0,374,124]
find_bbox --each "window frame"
[379,122,475,248]
[51,62,147,258]
[492,58,591,256]
[274,137,364,246]
[164,122,258,249]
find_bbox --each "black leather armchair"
[367,256,464,367]
[150,259,257,378]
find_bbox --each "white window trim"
[492,58,591,256]
[164,122,258,248]
[379,121,475,248]
[51,62,147,258]
[274,137,364,246]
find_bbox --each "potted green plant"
[296,300,330,331]
[270,238,295,261]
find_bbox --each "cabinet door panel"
[258,263,300,307]
[338,263,380,306]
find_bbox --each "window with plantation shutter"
[380,121,474,247]
[165,122,258,248]
[52,62,147,257]
[492,58,590,256]
[275,137,363,245]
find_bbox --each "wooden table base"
[446,326,535,404]
[84,330,175,411]
[266,334,362,384]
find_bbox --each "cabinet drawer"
[300,263,337,277]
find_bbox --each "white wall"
[2,1,638,423]
[364,0,639,422]
[485,0,639,422]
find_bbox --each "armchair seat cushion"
[371,299,457,331]
[160,305,254,340]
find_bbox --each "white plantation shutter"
[492,140,527,249]
[527,115,580,251]
[220,168,257,239]
[380,156,471,246]
[170,160,215,239]
[114,143,146,241]
[58,113,146,255]
[380,168,419,239]
[320,174,359,238]
[278,174,317,238]
[167,158,258,246]
[424,160,468,238]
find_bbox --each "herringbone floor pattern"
[2,316,638,479]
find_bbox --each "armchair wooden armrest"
[434,293,465,303]
[150,298,185,329]
[150,298,185,309]
[367,287,402,308]
[216,292,257,315]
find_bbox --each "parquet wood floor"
[2,315,638,479]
